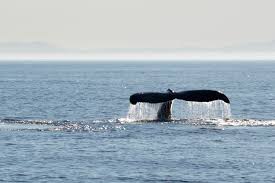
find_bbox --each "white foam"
[168,118,275,127]
[218,119,275,127]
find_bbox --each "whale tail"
[129,89,230,121]
[129,89,230,104]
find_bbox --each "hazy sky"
[0,0,275,59]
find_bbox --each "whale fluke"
[130,92,175,105]
[174,90,230,104]
[129,89,230,104]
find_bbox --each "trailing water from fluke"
[126,103,163,121]
[180,101,231,119]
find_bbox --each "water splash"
[126,103,163,122]
[180,101,231,119]
[178,118,275,127]
[2,117,275,132]
[218,119,275,127]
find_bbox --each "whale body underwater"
[129,89,230,120]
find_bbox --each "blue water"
[1,61,275,182]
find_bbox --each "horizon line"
[0,52,275,62]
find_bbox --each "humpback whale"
[130,89,230,120]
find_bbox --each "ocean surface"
[0,61,275,182]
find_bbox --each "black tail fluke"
[174,90,230,104]
[129,89,230,105]
[130,92,175,104]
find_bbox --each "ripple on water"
[0,118,126,132]
[1,117,275,133]
[119,117,275,127]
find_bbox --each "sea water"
[1,61,275,182]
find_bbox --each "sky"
[0,0,275,60]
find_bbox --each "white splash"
[126,103,163,122]
[218,119,275,127]
[180,101,231,119]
